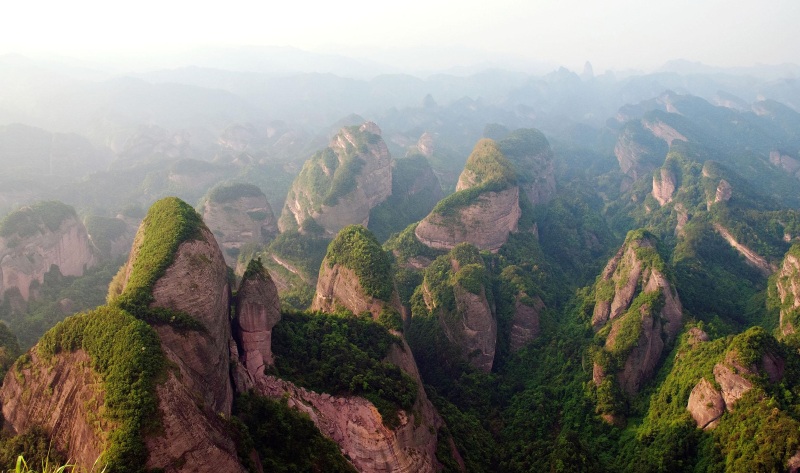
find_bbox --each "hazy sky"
[2,0,798,72]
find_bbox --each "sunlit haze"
[2,0,799,73]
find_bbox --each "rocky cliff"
[591,230,682,413]
[415,139,520,252]
[311,225,401,319]
[0,201,96,302]
[417,244,497,372]
[202,182,277,266]
[233,259,281,379]
[614,121,669,182]
[775,244,800,335]
[279,122,392,236]
[684,328,786,430]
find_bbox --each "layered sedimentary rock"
[774,245,800,335]
[0,350,105,467]
[652,167,677,206]
[509,294,544,352]
[592,230,683,402]
[256,374,441,473]
[279,122,392,236]
[202,182,277,266]
[418,244,497,372]
[0,202,96,301]
[233,260,281,378]
[416,139,521,252]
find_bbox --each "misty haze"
[0,0,798,471]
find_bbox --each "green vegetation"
[325,225,393,301]
[2,260,121,349]
[84,216,127,258]
[268,230,330,280]
[0,428,63,472]
[429,139,516,217]
[383,223,444,264]
[0,321,19,380]
[207,181,264,204]
[37,306,164,472]
[368,155,443,242]
[290,126,381,213]
[0,201,77,238]
[499,128,552,183]
[109,197,204,329]
[233,394,356,473]
[270,311,417,428]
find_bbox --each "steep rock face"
[451,285,497,371]
[233,262,282,378]
[202,183,277,266]
[279,122,392,236]
[509,294,544,352]
[312,262,402,318]
[770,150,800,179]
[419,245,497,372]
[775,246,800,335]
[713,223,776,276]
[687,378,725,429]
[0,202,96,301]
[416,139,521,252]
[145,369,244,473]
[256,375,441,473]
[642,118,688,146]
[147,226,234,414]
[652,167,677,206]
[0,350,105,467]
[592,231,683,401]
[614,122,668,181]
[415,186,521,252]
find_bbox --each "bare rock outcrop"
[256,375,441,473]
[713,223,776,276]
[652,167,677,206]
[769,150,800,180]
[419,245,497,372]
[592,231,683,405]
[775,246,800,335]
[145,225,234,415]
[0,202,96,302]
[687,378,725,429]
[233,260,281,379]
[415,186,521,252]
[415,139,521,252]
[279,122,392,236]
[0,350,105,467]
[202,182,277,266]
[614,122,668,181]
[509,294,543,352]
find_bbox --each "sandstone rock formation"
[202,182,277,266]
[256,374,441,473]
[279,122,392,236]
[233,259,281,378]
[509,294,544,352]
[713,223,776,276]
[0,201,96,302]
[419,244,497,372]
[416,139,521,252]
[592,230,682,402]
[614,121,669,182]
[687,378,725,429]
[0,350,105,467]
[774,245,800,335]
[652,167,677,206]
